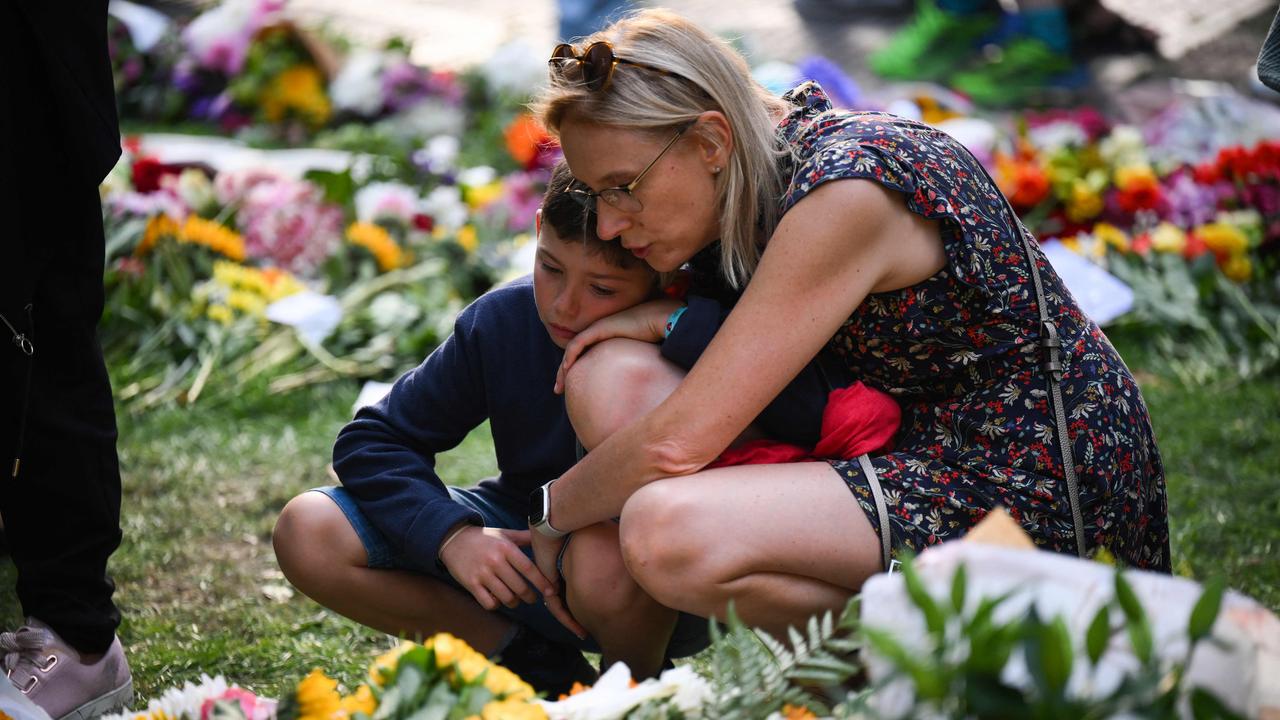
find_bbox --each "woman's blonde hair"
[532,8,790,288]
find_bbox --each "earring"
[712,166,722,175]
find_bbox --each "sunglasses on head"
[548,41,695,93]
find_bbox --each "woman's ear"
[693,110,733,173]
[535,207,543,237]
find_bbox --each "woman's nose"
[595,203,631,241]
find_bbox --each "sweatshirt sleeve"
[332,306,488,571]
[660,294,851,448]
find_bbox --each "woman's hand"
[554,298,683,394]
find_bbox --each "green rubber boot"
[869,0,999,82]
[948,37,1077,107]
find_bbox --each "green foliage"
[845,560,1244,719]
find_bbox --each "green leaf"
[1086,605,1111,666]
[1127,613,1154,665]
[1114,572,1144,624]
[396,663,425,707]
[1189,577,1226,643]
[901,559,946,637]
[950,563,968,614]
[1043,616,1074,695]
[1190,687,1245,720]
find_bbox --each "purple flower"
[381,61,432,113]
[796,56,862,109]
[1162,169,1219,228]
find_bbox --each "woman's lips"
[549,323,577,339]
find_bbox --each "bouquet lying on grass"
[93,513,1280,720]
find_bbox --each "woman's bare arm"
[547,178,947,529]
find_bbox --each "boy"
[272,163,884,693]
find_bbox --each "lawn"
[1,335,1277,704]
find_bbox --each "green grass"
[1,343,1277,705]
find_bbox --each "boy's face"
[533,222,655,349]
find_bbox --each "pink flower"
[237,178,344,275]
[199,687,276,720]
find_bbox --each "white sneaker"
[0,618,132,720]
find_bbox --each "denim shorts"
[311,485,711,658]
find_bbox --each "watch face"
[528,488,546,526]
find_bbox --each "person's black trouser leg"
[0,184,123,655]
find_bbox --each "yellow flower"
[1064,179,1104,223]
[227,289,267,316]
[339,685,376,716]
[456,225,478,254]
[1060,235,1082,254]
[454,652,490,684]
[465,181,504,210]
[137,214,180,256]
[369,641,418,687]
[261,65,332,128]
[1197,222,1249,257]
[780,704,818,720]
[347,222,407,272]
[180,216,246,261]
[482,665,535,701]
[296,669,343,720]
[1092,222,1130,253]
[1150,222,1187,255]
[1222,254,1253,282]
[1113,164,1157,189]
[207,304,233,325]
[429,633,467,670]
[479,698,548,720]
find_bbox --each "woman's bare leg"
[563,338,882,638]
[273,492,513,653]
[619,465,882,638]
[562,522,677,679]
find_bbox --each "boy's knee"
[565,339,681,449]
[563,524,646,619]
[274,492,365,587]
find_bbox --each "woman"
[526,9,1169,637]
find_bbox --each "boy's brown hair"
[542,162,650,272]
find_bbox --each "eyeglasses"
[568,121,694,214]
[548,41,695,93]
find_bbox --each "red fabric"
[709,382,900,469]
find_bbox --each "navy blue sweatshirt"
[332,275,841,568]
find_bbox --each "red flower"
[1130,232,1153,256]
[130,156,174,193]
[1182,231,1210,260]
[412,213,435,232]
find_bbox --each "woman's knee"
[564,338,684,449]
[618,481,706,604]
[273,492,367,588]
[563,523,647,619]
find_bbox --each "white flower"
[413,135,461,175]
[482,40,547,98]
[355,182,420,224]
[539,662,713,720]
[329,49,388,117]
[375,100,464,142]
[421,186,469,231]
[1098,125,1148,168]
[173,168,218,215]
[456,165,497,188]
[368,292,421,331]
[1028,121,1088,152]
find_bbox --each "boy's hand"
[440,526,554,610]
[554,299,683,394]
[529,529,586,639]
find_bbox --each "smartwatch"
[528,480,568,538]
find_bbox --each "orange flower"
[1114,165,1163,213]
[780,704,818,719]
[137,214,180,256]
[504,113,556,170]
[995,152,1050,210]
[347,222,407,271]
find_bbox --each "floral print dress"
[773,83,1170,570]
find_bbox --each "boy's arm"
[332,310,488,571]
[661,294,850,447]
